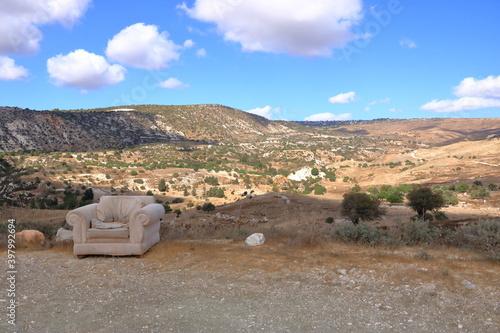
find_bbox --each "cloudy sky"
[1,0,499,121]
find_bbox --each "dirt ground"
[1,241,498,333]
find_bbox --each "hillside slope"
[0,105,297,152]
[0,107,186,152]
[335,118,500,146]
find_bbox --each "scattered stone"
[244,233,265,246]
[15,230,45,248]
[462,280,477,290]
[337,269,347,275]
[279,195,290,204]
[55,228,73,242]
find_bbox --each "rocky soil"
[1,242,498,333]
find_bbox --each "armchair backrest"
[96,196,156,224]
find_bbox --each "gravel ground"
[1,242,499,333]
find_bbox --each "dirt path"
[1,242,499,333]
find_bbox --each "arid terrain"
[0,105,499,332]
[1,240,499,333]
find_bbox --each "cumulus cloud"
[420,97,500,113]
[453,75,500,98]
[365,97,390,111]
[158,77,188,89]
[304,112,352,121]
[183,39,195,48]
[106,23,181,70]
[399,38,416,49]
[0,0,92,55]
[47,49,126,92]
[179,0,363,56]
[328,91,356,104]
[247,106,281,119]
[0,56,28,80]
[196,48,207,57]
[420,75,500,112]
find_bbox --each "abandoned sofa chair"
[66,196,165,258]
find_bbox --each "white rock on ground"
[245,233,265,246]
[56,228,73,242]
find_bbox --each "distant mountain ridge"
[0,104,295,152]
[1,104,499,152]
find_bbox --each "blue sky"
[1,0,499,121]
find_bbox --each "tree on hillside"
[406,187,445,220]
[158,178,167,192]
[341,192,385,225]
[81,188,94,202]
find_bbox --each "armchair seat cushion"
[87,227,129,239]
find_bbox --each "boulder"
[56,228,73,242]
[15,230,45,248]
[244,233,265,246]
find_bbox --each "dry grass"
[135,240,499,291]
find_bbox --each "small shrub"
[201,202,216,212]
[325,217,334,224]
[172,198,184,204]
[389,219,438,246]
[449,220,500,259]
[414,250,433,260]
[334,223,385,246]
[433,211,449,221]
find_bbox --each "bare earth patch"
[1,242,498,333]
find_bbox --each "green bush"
[449,220,500,259]
[201,202,216,212]
[433,211,449,221]
[172,198,184,204]
[313,184,327,195]
[334,223,385,246]
[389,219,438,246]
[325,217,334,224]
[204,176,219,186]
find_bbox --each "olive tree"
[341,192,385,225]
[406,187,445,220]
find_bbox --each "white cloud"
[328,91,356,104]
[158,77,188,89]
[453,75,500,98]
[106,23,181,70]
[0,0,92,55]
[0,56,28,80]
[399,38,416,49]
[365,97,390,111]
[196,48,207,57]
[304,112,352,121]
[179,0,363,56]
[47,49,126,91]
[420,97,500,113]
[420,75,500,112]
[247,106,281,119]
[183,39,195,48]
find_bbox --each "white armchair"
[66,196,165,258]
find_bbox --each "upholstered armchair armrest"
[129,204,165,243]
[133,203,165,226]
[66,203,98,243]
